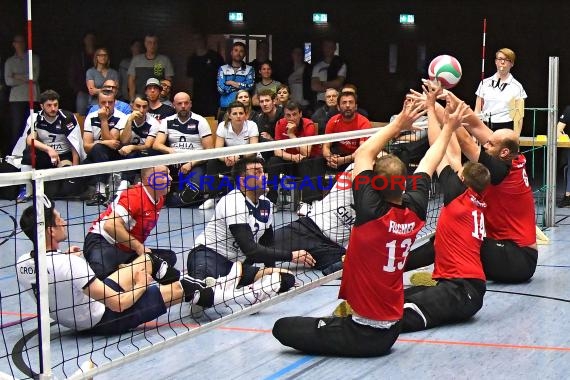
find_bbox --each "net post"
[545,57,558,227]
[31,171,53,380]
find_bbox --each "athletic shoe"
[297,202,311,216]
[165,192,187,208]
[234,272,281,306]
[198,198,215,210]
[558,195,570,208]
[332,300,353,317]
[85,192,108,206]
[212,262,243,306]
[181,275,216,302]
[410,271,437,287]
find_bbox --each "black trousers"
[83,144,123,185]
[481,238,538,283]
[266,156,324,203]
[272,217,344,271]
[187,245,259,286]
[403,278,486,332]
[273,316,401,357]
[404,236,435,271]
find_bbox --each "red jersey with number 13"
[339,207,424,321]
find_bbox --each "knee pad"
[278,273,295,293]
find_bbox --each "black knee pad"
[278,273,295,293]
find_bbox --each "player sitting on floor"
[401,81,490,332]
[83,166,177,280]
[16,197,215,335]
[450,91,537,283]
[271,165,355,275]
[272,92,460,357]
[187,156,304,311]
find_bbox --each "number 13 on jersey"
[383,238,413,272]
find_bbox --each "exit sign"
[399,14,415,25]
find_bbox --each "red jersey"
[483,154,536,246]
[339,170,429,321]
[89,184,165,252]
[274,117,321,157]
[325,113,370,155]
[433,187,487,281]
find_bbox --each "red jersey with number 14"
[433,188,487,281]
[339,207,424,321]
[485,154,536,246]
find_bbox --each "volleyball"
[428,55,462,89]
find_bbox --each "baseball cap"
[145,78,161,89]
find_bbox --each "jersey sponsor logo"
[172,142,195,150]
[387,221,416,235]
[469,194,487,208]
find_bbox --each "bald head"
[173,92,192,119]
[484,128,520,160]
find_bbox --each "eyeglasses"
[495,57,512,63]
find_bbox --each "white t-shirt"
[475,73,527,123]
[194,189,274,262]
[216,120,259,147]
[311,59,347,102]
[307,164,355,247]
[16,251,106,331]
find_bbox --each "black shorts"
[84,233,176,279]
[403,278,486,332]
[187,245,259,286]
[481,238,538,283]
[272,217,345,271]
[86,279,166,335]
[273,315,401,357]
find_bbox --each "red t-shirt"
[89,184,165,252]
[339,170,429,321]
[482,154,536,246]
[274,117,322,157]
[433,186,487,281]
[325,113,371,155]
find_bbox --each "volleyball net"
[0,125,548,379]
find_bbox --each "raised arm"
[415,97,469,177]
[353,98,425,176]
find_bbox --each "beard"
[178,110,190,119]
[342,109,355,119]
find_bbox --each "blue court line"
[263,356,314,380]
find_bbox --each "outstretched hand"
[443,97,470,130]
[421,79,443,107]
[397,98,426,131]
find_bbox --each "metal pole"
[27,0,37,169]
[545,57,558,227]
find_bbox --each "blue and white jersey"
[156,113,211,152]
[217,64,255,108]
[116,113,160,146]
[307,164,355,247]
[194,189,273,262]
[27,110,78,154]
[83,109,127,141]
